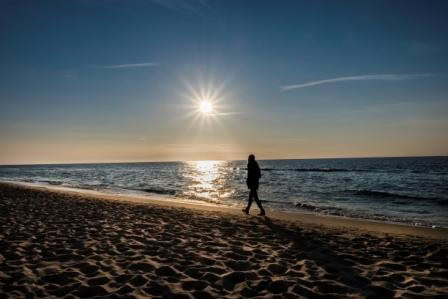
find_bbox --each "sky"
[1,0,448,164]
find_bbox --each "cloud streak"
[90,62,159,69]
[281,73,436,91]
[150,0,209,17]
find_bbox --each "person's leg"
[243,189,254,213]
[252,190,265,215]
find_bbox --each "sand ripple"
[1,183,447,298]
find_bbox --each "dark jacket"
[246,161,261,190]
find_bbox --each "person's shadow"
[255,216,372,295]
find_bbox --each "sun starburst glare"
[181,76,226,129]
[178,73,243,131]
[199,100,213,115]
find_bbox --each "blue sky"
[1,0,447,163]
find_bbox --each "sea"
[1,157,447,228]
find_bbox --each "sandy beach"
[1,182,447,298]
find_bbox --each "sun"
[199,100,213,115]
[181,76,237,127]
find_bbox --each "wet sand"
[1,182,447,298]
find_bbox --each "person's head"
[248,154,255,163]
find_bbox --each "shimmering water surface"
[1,157,447,227]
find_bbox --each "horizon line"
[1,154,446,166]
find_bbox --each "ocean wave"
[17,179,63,186]
[40,180,63,185]
[295,202,324,211]
[70,183,110,191]
[138,188,176,196]
[294,168,350,172]
[260,199,292,204]
[353,190,447,205]
[260,168,353,172]
[294,201,436,227]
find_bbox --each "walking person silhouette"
[242,154,265,216]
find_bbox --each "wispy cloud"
[89,62,160,69]
[150,0,209,17]
[281,73,436,91]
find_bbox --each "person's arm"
[246,165,250,187]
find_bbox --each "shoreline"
[3,180,447,240]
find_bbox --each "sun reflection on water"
[181,160,235,203]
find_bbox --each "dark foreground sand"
[1,183,447,298]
